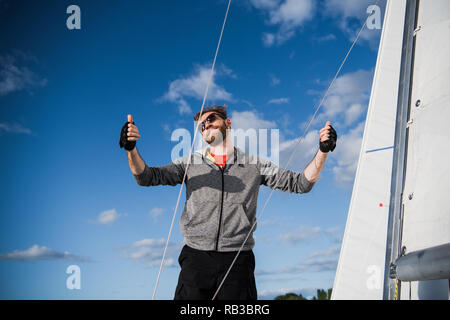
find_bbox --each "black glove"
[119,121,136,151]
[319,124,337,153]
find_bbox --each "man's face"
[198,112,229,145]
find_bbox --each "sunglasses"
[199,113,223,132]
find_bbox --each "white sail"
[332,0,407,300]
[332,0,450,300]
[398,0,450,300]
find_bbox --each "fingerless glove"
[319,125,337,153]
[119,121,136,151]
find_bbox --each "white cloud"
[253,235,340,297]
[249,0,280,10]
[315,33,337,42]
[149,207,164,223]
[323,0,385,48]
[219,63,238,79]
[302,246,341,272]
[268,97,289,105]
[251,0,316,46]
[331,121,365,186]
[230,110,277,131]
[262,32,275,46]
[324,0,369,20]
[269,74,280,86]
[240,99,254,107]
[123,238,182,268]
[0,52,47,96]
[319,69,373,126]
[269,0,315,27]
[308,246,340,258]
[324,226,343,243]
[255,244,340,276]
[131,238,166,248]
[301,69,372,139]
[97,208,123,226]
[0,244,90,262]
[295,69,373,186]
[345,103,364,125]
[301,256,338,272]
[278,129,319,170]
[278,226,322,244]
[325,226,340,234]
[227,110,279,160]
[159,64,234,115]
[269,69,372,174]
[0,122,32,135]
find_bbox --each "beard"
[203,124,227,145]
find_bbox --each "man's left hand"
[319,121,337,153]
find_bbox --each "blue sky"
[0,0,385,299]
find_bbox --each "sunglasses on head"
[199,113,223,132]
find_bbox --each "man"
[120,105,337,300]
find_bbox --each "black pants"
[174,245,257,300]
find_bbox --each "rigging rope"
[211,0,381,300]
[151,0,232,300]
[394,279,400,300]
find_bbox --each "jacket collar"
[195,145,246,166]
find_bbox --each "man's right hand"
[119,114,141,151]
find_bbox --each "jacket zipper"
[215,168,225,251]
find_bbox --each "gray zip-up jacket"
[133,146,315,252]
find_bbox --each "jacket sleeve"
[133,157,186,187]
[258,157,315,194]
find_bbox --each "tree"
[310,288,332,300]
[274,288,332,300]
[274,292,308,300]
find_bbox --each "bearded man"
[120,105,337,300]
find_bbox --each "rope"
[151,0,232,300]
[211,0,381,300]
[394,279,400,300]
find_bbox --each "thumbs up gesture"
[119,114,141,151]
[319,121,337,153]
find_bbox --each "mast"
[383,0,419,300]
